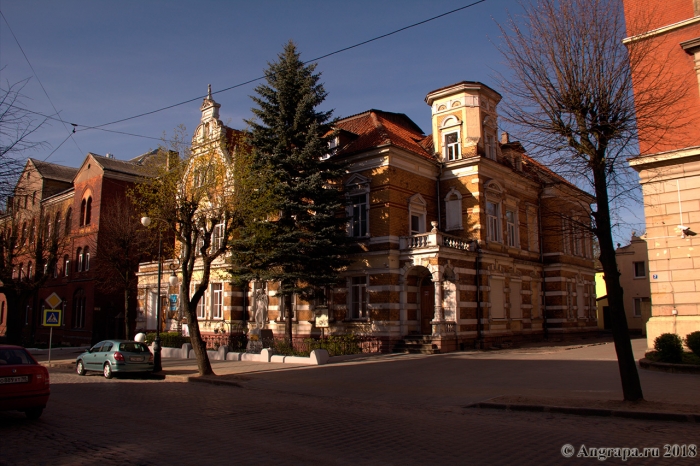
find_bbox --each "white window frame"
[193,284,207,319]
[440,116,461,162]
[444,131,460,161]
[349,193,368,237]
[349,276,368,320]
[212,223,225,251]
[211,283,223,320]
[486,201,501,243]
[506,209,517,248]
[485,134,497,160]
[345,174,370,238]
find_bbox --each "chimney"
[501,132,510,144]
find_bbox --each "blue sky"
[0,0,644,242]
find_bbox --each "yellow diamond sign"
[45,292,62,309]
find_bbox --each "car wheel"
[103,362,113,379]
[76,360,86,376]
[25,407,43,420]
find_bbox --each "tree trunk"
[593,164,644,401]
[124,286,130,340]
[183,305,214,376]
[284,290,293,346]
[3,291,25,345]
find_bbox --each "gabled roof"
[334,110,435,161]
[89,151,164,178]
[28,158,78,183]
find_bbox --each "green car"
[76,340,154,379]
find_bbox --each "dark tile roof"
[92,151,165,177]
[28,159,78,183]
[334,110,435,161]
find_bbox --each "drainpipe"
[538,188,548,341]
[436,162,444,231]
[472,240,482,349]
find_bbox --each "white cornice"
[628,145,700,169]
[622,16,700,44]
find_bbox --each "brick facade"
[136,82,597,352]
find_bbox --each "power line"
[3,0,488,149]
[0,9,84,159]
[4,101,188,146]
[91,0,488,129]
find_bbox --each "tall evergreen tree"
[243,41,349,344]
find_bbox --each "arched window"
[65,208,72,235]
[79,199,86,226]
[76,247,83,272]
[18,263,24,280]
[85,197,92,225]
[83,246,90,271]
[54,212,61,238]
[32,192,36,206]
[27,262,33,279]
[30,219,36,245]
[64,255,70,277]
[444,188,463,231]
[72,289,86,329]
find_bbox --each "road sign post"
[44,293,63,364]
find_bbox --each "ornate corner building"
[136,81,598,352]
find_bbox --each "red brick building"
[0,152,161,346]
[624,0,700,346]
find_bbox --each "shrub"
[307,335,363,357]
[145,332,191,348]
[654,333,683,363]
[685,331,700,358]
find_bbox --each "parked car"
[76,340,154,378]
[0,345,50,419]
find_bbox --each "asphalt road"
[2,340,699,466]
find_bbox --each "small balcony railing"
[400,231,474,252]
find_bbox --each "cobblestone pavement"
[1,369,698,466]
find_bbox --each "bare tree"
[0,77,48,201]
[92,198,154,339]
[134,126,262,376]
[496,0,691,401]
[0,203,65,344]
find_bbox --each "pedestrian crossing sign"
[43,309,61,327]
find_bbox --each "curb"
[467,402,700,423]
[639,358,700,374]
[185,375,242,387]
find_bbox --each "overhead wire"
[88,0,488,129]
[0,9,84,159]
[2,0,487,150]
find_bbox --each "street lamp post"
[141,216,173,372]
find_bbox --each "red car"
[0,345,50,419]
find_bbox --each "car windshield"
[0,348,35,365]
[119,342,150,353]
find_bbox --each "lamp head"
[140,216,151,227]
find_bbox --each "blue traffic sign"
[43,309,61,327]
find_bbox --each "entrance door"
[420,276,434,335]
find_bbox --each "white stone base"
[646,315,700,349]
